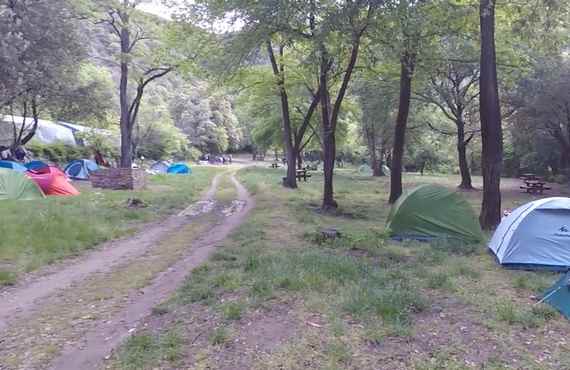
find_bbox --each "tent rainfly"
[489,197,570,270]
[386,184,484,244]
[0,169,45,200]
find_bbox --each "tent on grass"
[540,272,570,319]
[167,163,191,175]
[25,160,49,171]
[27,166,79,196]
[0,169,45,200]
[489,197,570,270]
[0,160,27,172]
[386,184,483,244]
[64,159,98,180]
[358,164,372,175]
[150,161,170,174]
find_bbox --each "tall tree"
[478,0,503,229]
[354,77,396,176]
[97,0,172,168]
[417,59,480,189]
[315,0,376,210]
[0,0,84,152]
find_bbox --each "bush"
[27,143,91,165]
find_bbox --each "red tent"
[27,166,80,196]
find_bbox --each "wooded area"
[1,0,569,229]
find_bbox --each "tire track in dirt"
[49,174,254,370]
[0,173,223,333]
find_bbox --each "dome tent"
[0,169,45,200]
[25,160,49,171]
[386,184,483,244]
[489,197,570,270]
[27,166,80,196]
[64,159,98,180]
[150,161,170,174]
[0,160,27,172]
[167,163,191,175]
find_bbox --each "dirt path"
[0,174,222,333]
[0,171,254,370]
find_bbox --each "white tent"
[1,116,76,146]
[1,116,118,147]
[489,197,570,270]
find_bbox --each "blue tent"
[541,272,570,319]
[0,160,27,172]
[167,163,191,175]
[150,161,170,174]
[489,197,570,270]
[25,160,49,171]
[64,159,99,180]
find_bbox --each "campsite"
[1,0,570,369]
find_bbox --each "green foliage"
[27,143,91,165]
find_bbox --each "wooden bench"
[296,169,312,182]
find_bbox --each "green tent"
[0,169,45,201]
[386,184,483,244]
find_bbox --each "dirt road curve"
[0,171,254,370]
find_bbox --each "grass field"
[0,167,221,285]
[113,167,570,369]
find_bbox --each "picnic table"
[520,179,551,194]
[520,173,543,181]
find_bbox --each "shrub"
[27,143,91,165]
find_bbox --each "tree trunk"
[320,53,337,210]
[297,150,303,170]
[389,55,415,203]
[119,13,132,169]
[457,124,474,189]
[479,0,503,230]
[267,41,297,189]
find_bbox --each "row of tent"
[387,184,570,319]
[0,164,80,200]
[150,161,192,175]
[387,184,570,271]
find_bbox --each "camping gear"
[64,159,99,180]
[386,184,484,244]
[27,166,79,196]
[489,197,570,270]
[0,160,27,172]
[0,168,45,200]
[167,163,191,175]
[150,161,170,174]
[25,160,49,171]
[540,272,570,319]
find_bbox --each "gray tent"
[489,197,570,270]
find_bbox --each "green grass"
[209,326,231,346]
[114,330,183,370]
[115,167,570,369]
[0,167,220,278]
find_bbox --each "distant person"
[228,154,233,164]
[94,150,110,167]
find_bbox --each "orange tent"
[27,166,80,196]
